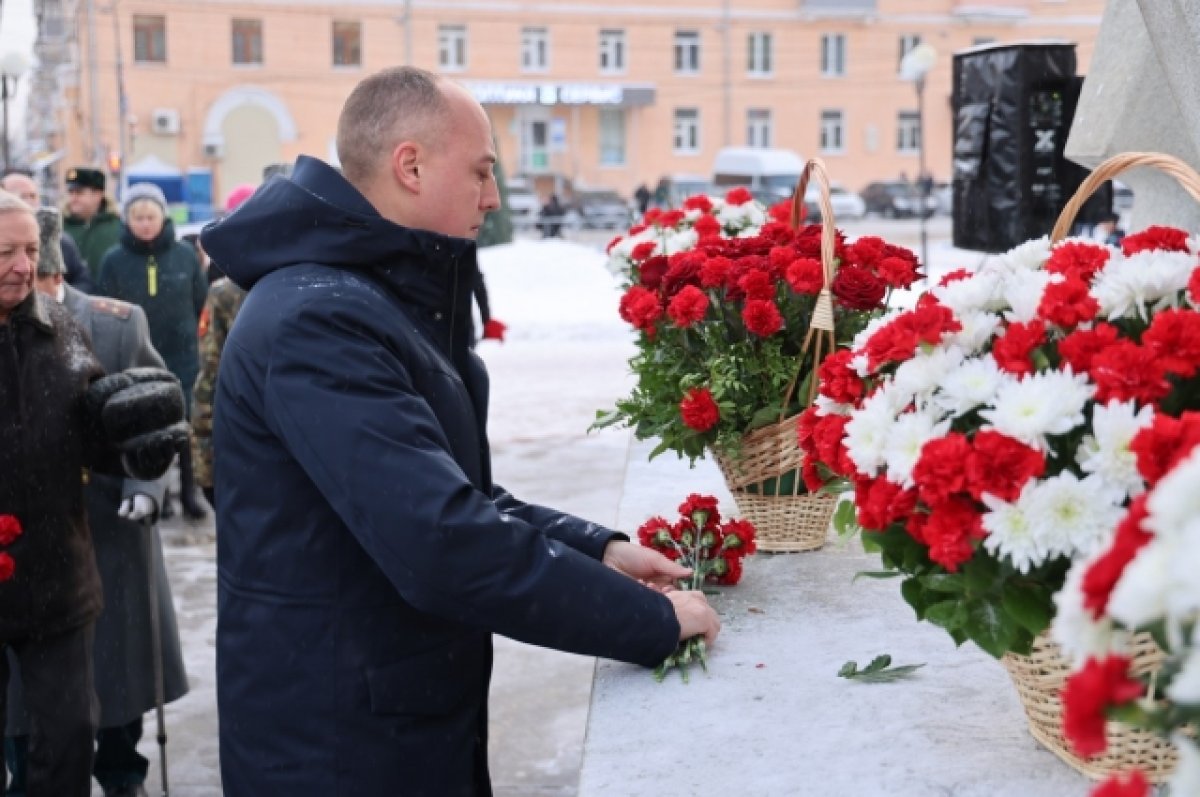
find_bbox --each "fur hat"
[122,182,169,217]
[36,207,66,277]
[65,166,106,191]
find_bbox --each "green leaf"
[924,600,968,631]
[921,574,967,594]
[852,570,901,583]
[964,599,1018,659]
[833,500,860,539]
[648,439,672,460]
[838,660,859,678]
[962,555,1001,596]
[1000,582,1053,636]
[848,664,926,683]
[747,405,783,430]
[863,654,892,673]
[589,409,625,431]
[900,578,928,619]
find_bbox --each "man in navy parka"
[199,67,721,795]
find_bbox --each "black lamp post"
[900,43,938,272]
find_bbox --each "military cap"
[65,166,106,191]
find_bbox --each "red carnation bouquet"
[594,186,921,465]
[0,514,22,582]
[636,494,757,682]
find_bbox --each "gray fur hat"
[36,207,65,277]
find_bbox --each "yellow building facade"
[61,0,1105,210]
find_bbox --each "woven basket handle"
[1050,151,1200,243]
[780,157,840,417]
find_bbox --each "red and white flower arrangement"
[803,226,1200,658]
[0,514,22,582]
[636,494,757,681]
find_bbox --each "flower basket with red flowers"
[636,494,757,682]
[801,151,1200,781]
[596,159,922,551]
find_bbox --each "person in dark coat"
[97,182,209,520]
[199,67,720,797]
[4,207,189,797]
[2,170,95,292]
[62,167,122,280]
[0,192,189,796]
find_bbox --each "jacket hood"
[200,156,477,296]
[120,217,177,255]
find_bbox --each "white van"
[711,147,804,203]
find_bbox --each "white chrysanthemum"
[606,226,659,274]
[981,490,1044,573]
[932,270,1006,316]
[1092,249,1194,320]
[1167,648,1200,704]
[881,409,950,487]
[844,389,901,475]
[1107,543,1170,630]
[1075,400,1154,501]
[662,228,699,256]
[1051,559,1117,666]
[1169,736,1200,797]
[684,207,704,222]
[934,354,1006,417]
[813,394,853,418]
[1002,236,1052,271]
[891,345,965,409]
[979,371,1094,451]
[1145,448,1200,539]
[1019,472,1123,560]
[1163,520,1200,623]
[716,200,766,231]
[948,310,1002,355]
[1002,269,1054,324]
[850,353,870,378]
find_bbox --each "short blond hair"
[0,189,36,219]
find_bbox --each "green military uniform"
[191,277,247,491]
[63,198,122,280]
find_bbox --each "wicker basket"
[1001,633,1176,783]
[709,158,841,552]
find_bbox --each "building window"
[332,20,361,67]
[747,108,772,148]
[897,111,920,153]
[973,36,997,46]
[747,32,772,76]
[439,24,467,71]
[521,26,548,72]
[133,15,166,63]
[673,108,700,154]
[674,30,700,74]
[898,34,920,72]
[820,109,844,153]
[599,108,626,166]
[599,29,625,73]
[820,33,845,77]
[232,18,262,66]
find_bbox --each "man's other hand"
[666,590,721,647]
[602,540,691,588]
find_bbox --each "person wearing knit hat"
[224,184,256,214]
[122,182,169,219]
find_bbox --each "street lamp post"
[900,43,938,272]
[1,50,32,173]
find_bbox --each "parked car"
[860,180,937,218]
[569,189,632,229]
[804,183,866,221]
[712,146,804,205]
[505,177,541,228]
[663,174,713,208]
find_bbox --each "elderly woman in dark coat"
[97,183,209,520]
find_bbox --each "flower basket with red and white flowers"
[595,159,922,551]
[802,151,1200,781]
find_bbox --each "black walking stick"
[143,516,170,797]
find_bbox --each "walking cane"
[143,517,170,797]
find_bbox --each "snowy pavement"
[130,217,1021,795]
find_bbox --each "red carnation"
[1121,225,1191,256]
[811,413,853,477]
[1046,240,1110,281]
[618,286,662,333]
[721,518,757,557]
[1142,308,1200,378]
[1089,340,1171,405]
[1090,771,1150,797]
[967,430,1045,502]
[1038,277,1099,329]
[630,241,657,262]
[877,256,920,289]
[679,387,720,432]
[628,223,649,237]
[658,209,686,228]
[939,268,972,286]
[1129,412,1200,486]
[738,269,777,301]
[921,496,984,572]
[1058,323,1120,374]
[1062,655,1143,757]
[742,299,783,337]
[693,214,721,239]
[912,434,972,506]
[785,257,824,295]
[713,553,744,585]
[662,250,707,296]
[638,255,669,290]
[725,186,754,205]
[682,194,713,213]
[679,494,721,528]
[992,319,1046,376]
[605,236,623,254]
[767,199,793,222]
[700,256,733,288]
[667,285,710,328]
[642,208,662,226]
[1081,496,1153,619]
[831,265,886,311]
[0,515,22,547]
[0,552,13,582]
[1189,268,1200,305]
[853,475,918,532]
[816,349,865,406]
[636,516,674,549]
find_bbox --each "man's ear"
[392,140,422,194]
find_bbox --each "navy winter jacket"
[201,156,678,797]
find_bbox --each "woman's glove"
[87,368,190,480]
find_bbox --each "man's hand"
[118,493,158,523]
[666,590,721,646]
[603,540,691,588]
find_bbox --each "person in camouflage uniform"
[191,276,246,506]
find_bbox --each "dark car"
[569,189,632,230]
[860,180,937,218]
